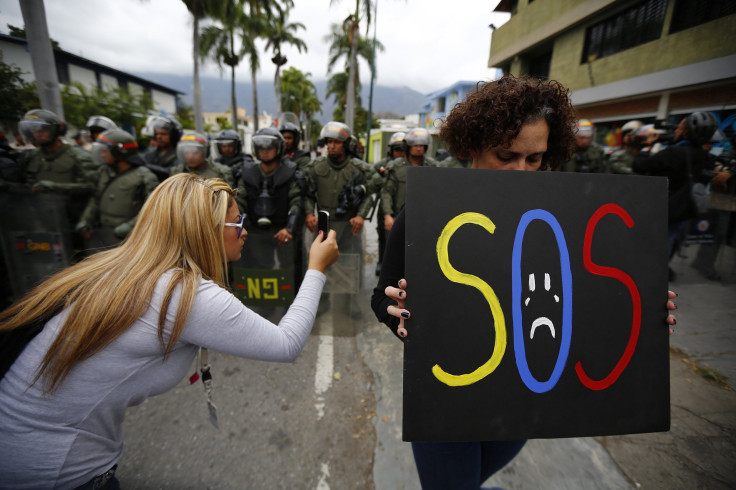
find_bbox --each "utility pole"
[20,0,64,119]
[366,0,378,153]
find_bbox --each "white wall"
[68,64,97,88]
[151,89,176,115]
[100,73,118,90]
[128,82,144,97]
[1,42,35,82]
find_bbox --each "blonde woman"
[0,173,338,489]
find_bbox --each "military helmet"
[18,109,66,146]
[150,115,183,143]
[177,131,209,164]
[320,121,352,143]
[252,127,285,161]
[633,124,664,144]
[686,112,717,145]
[621,120,643,135]
[214,129,242,155]
[388,132,406,149]
[574,119,595,136]
[404,128,430,151]
[85,115,118,137]
[279,121,302,147]
[92,129,139,164]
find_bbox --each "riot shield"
[230,227,296,307]
[307,221,362,294]
[0,193,74,300]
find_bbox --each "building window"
[435,97,446,113]
[581,0,667,63]
[528,50,551,79]
[669,0,736,34]
[56,61,70,84]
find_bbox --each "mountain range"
[134,72,429,123]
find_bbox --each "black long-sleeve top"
[371,206,406,340]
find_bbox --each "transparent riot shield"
[303,220,365,324]
[0,193,74,300]
[307,220,362,294]
[230,227,296,307]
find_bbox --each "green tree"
[177,102,196,130]
[60,82,154,136]
[280,67,321,145]
[201,0,277,132]
[328,0,375,130]
[0,53,39,132]
[323,20,382,129]
[263,4,306,116]
[7,24,60,49]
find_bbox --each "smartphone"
[318,210,330,240]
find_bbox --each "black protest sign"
[403,167,670,441]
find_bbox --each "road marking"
[316,462,330,490]
[314,313,334,420]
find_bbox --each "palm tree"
[328,0,373,130]
[324,22,382,125]
[200,0,276,132]
[280,67,321,144]
[263,4,307,116]
[182,0,213,133]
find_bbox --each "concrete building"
[1,33,182,116]
[488,0,736,145]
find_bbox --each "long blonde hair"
[0,174,235,392]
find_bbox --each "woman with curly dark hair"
[371,76,677,489]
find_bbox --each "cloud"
[1,0,509,93]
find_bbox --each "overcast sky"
[0,0,510,94]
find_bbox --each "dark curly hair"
[439,76,576,170]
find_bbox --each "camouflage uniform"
[24,143,97,226]
[561,142,607,173]
[79,164,158,246]
[304,156,378,220]
[608,147,635,174]
[381,155,440,218]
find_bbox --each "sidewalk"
[359,229,736,489]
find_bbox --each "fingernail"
[399,330,406,338]
[401,312,410,319]
[398,291,404,298]
[673,303,678,309]
[672,318,676,325]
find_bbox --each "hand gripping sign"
[403,167,670,442]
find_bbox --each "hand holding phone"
[318,210,330,241]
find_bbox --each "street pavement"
[116,225,735,489]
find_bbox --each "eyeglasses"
[224,214,246,237]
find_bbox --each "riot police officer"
[76,129,159,248]
[303,121,378,237]
[560,119,607,173]
[169,131,234,188]
[19,109,97,229]
[381,127,439,233]
[372,132,405,276]
[280,121,311,169]
[374,132,406,176]
[144,115,182,181]
[235,127,305,274]
[85,115,118,142]
[608,120,643,174]
[213,129,254,170]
